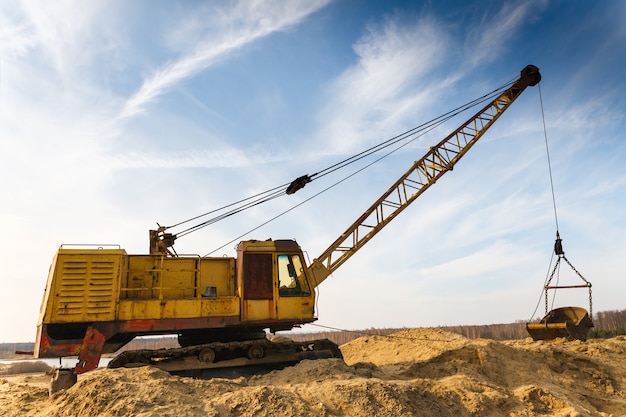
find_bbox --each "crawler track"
[108,338,342,376]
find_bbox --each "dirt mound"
[341,327,468,366]
[0,378,48,417]
[251,357,357,385]
[50,367,246,417]
[1,331,625,416]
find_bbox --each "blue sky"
[1,1,624,343]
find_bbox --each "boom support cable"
[203,122,440,256]
[175,187,286,238]
[311,78,515,181]
[164,77,518,242]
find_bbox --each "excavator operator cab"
[237,239,316,324]
[278,254,311,297]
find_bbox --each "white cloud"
[315,16,450,153]
[119,0,331,120]
[107,147,280,169]
[0,21,36,57]
[18,0,114,77]
[547,97,623,153]
[465,2,536,66]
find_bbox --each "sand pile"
[1,328,625,416]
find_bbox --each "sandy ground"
[1,328,625,416]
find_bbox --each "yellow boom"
[309,65,541,287]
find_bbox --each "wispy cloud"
[549,97,623,148]
[316,16,450,153]
[465,2,537,66]
[108,148,282,169]
[119,0,331,120]
[310,2,547,157]
[16,1,113,77]
[416,240,539,283]
[0,22,36,57]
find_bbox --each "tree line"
[2,308,624,358]
[287,308,626,344]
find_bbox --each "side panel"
[45,249,124,323]
[198,257,235,297]
[117,297,240,320]
[118,255,240,321]
[160,258,197,298]
[241,253,276,321]
[124,256,196,299]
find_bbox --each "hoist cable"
[539,83,559,232]
[529,250,556,321]
[529,85,593,321]
[529,81,563,322]
[540,83,563,316]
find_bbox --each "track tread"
[108,338,342,372]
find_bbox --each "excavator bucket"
[526,306,594,341]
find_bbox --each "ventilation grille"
[56,258,116,320]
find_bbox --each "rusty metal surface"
[526,306,594,341]
[75,326,106,374]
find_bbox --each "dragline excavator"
[35,65,541,392]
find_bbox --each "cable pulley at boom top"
[525,83,594,342]
[150,65,540,256]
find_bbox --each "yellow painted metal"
[40,241,316,326]
[200,297,240,316]
[236,239,316,322]
[40,247,242,325]
[124,256,196,299]
[113,254,240,320]
[40,248,125,324]
[117,297,240,320]
[117,255,239,320]
[237,240,271,251]
[117,299,161,319]
[276,298,314,320]
[198,258,235,297]
[243,299,275,321]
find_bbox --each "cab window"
[278,254,311,297]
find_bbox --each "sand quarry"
[1,328,625,416]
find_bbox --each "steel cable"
[164,76,518,240]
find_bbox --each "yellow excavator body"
[35,240,316,360]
